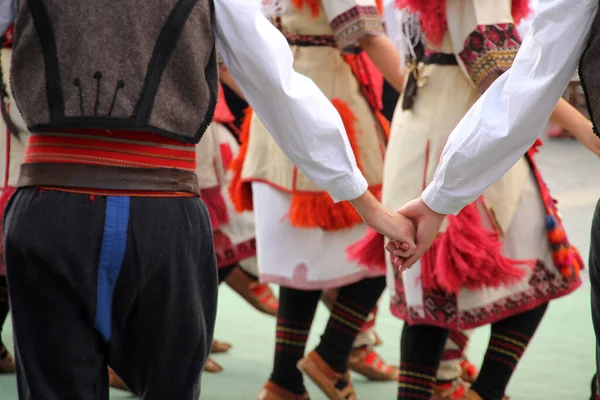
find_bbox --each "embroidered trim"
[329,6,384,51]
[391,261,580,330]
[459,24,520,90]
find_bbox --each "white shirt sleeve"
[212,0,368,202]
[422,0,598,215]
[0,0,15,35]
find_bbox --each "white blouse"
[422,0,598,215]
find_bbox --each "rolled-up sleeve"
[212,0,368,202]
[423,0,597,215]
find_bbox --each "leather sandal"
[297,351,356,400]
[225,267,278,317]
[0,345,15,374]
[211,339,232,354]
[348,346,398,381]
[432,379,468,400]
[460,359,478,384]
[257,381,310,400]
[204,357,223,373]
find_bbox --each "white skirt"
[252,182,384,290]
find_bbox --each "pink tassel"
[421,200,531,295]
[346,228,386,273]
[200,186,229,232]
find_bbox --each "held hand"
[350,191,416,267]
[386,197,445,272]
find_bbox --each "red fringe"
[331,99,363,171]
[396,0,531,46]
[200,186,230,231]
[228,107,254,212]
[289,192,363,231]
[346,228,386,272]
[291,0,320,18]
[420,199,531,295]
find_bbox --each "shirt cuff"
[325,169,368,203]
[421,184,467,216]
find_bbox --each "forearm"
[550,97,593,137]
[358,34,404,93]
[219,69,246,101]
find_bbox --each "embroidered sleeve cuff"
[421,184,467,216]
[329,6,384,52]
[459,23,521,91]
[325,169,368,203]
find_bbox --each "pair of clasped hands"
[350,191,445,271]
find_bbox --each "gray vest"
[10,0,218,144]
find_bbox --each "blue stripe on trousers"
[95,196,130,341]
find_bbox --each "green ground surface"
[0,140,598,399]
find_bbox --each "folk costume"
[0,24,18,374]
[414,0,598,398]
[1,0,373,398]
[230,0,395,398]
[350,1,582,399]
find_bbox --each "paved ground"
[0,138,598,399]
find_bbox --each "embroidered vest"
[11,0,217,144]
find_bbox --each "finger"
[393,256,404,270]
[385,241,398,254]
[400,243,428,271]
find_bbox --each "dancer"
[351,1,599,399]
[0,0,416,398]
[0,23,17,374]
[229,0,407,398]
[390,1,600,399]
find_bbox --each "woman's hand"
[349,191,416,268]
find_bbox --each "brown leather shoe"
[0,345,15,374]
[297,351,356,400]
[108,367,129,391]
[211,339,232,354]
[257,381,310,400]
[204,357,223,373]
[348,346,398,381]
[225,267,278,317]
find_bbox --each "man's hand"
[350,191,416,268]
[386,197,445,271]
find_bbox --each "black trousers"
[4,188,218,400]
[591,200,600,396]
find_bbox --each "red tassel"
[421,200,531,294]
[511,0,531,24]
[346,228,386,272]
[228,107,254,212]
[290,0,320,18]
[201,186,229,231]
